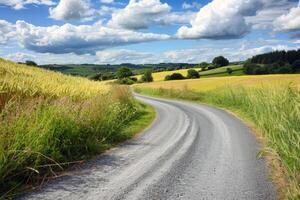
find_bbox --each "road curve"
[22,94,276,200]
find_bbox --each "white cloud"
[49,0,95,21]
[15,20,170,54]
[100,0,114,4]
[162,44,298,63]
[96,49,154,63]
[246,0,295,30]
[162,11,196,25]
[273,1,300,31]
[0,20,16,44]
[108,0,171,30]
[5,52,36,62]
[177,0,267,39]
[0,0,55,10]
[182,1,201,10]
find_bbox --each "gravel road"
[22,94,276,200]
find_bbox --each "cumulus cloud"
[0,20,16,44]
[246,0,295,30]
[15,20,170,54]
[163,44,297,63]
[0,0,55,10]
[108,0,171,30]
[49,0,95,21]
[182,1,201,10]
[5,52,36,62]
[273,1,300,31]
[96,49,154,63]
[177,0,268,39]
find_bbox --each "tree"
[25,60,38,66]
[212,56,229,67]
[187,69,200,79]
[141,69,153,82]
[226,68,233,75]
[165,73,185,81]
[116,67,133,79]
[292,60,300,72]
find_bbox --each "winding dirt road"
[22,94,276,200]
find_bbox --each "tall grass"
[135,84,300,199]
[0,59,149,198]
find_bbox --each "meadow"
[199,65,244,77]
[0,59,154,198]
[134,75,300,199]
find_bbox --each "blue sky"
[0,0,300,64]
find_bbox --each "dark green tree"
[292,60,300,72]
[141,69,153,82]
[116,67,133,79]
[212,56,229,67]
[165,73,185,81]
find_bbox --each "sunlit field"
[135,74,300,92]
[0,59,153,198]
[136,68,202,82]
[0,59,110,100]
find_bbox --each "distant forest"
[244,49,300,75]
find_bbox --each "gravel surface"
[22,94,276,200]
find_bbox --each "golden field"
[0,59,147,198]
[0,59,110,100]
[136,68,202,82]
[135,74,300,92]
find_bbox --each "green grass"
[0,59,156,198]
[199,65,244,78]
[134,85,300,200]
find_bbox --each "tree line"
[244,49,300,75]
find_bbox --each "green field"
[135,75,300,199]
[199,65,244,77]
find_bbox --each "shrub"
[165,73,185,81]
[187,69,200,79]
[115,78,136,85]
[226,68,233,74]
[212,56,229,67]
[140,70,153,82]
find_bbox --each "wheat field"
[135,68,202,82]
[136,74,300,92]
[0,59,110,100]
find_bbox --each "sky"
[0,0,300,65]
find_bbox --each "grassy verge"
[134,85,300,200]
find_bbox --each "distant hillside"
[39,63,197,77]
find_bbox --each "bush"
[165,73,185,81]
[140,70,153,82]
[117,67,133,79]
[187,69,200,79]
[226,68,233,74]
[212,56,229,67]
[115,78,136,85]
